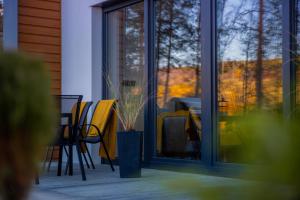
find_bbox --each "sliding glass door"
[106,1,145,132]
[102,0,297,168]
[217,0,283,163]
[155,0,202,160]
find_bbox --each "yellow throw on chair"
[87,100,118,160]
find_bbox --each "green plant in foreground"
[0,52,56,200]
[168,111,300,200]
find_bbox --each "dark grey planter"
[117,131,143,178]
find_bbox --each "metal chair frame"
[78,100,116,175]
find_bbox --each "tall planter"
[117,131,143,178]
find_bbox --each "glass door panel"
[155,0,202,160]
[217,0,283,163]
[106,2,145,132]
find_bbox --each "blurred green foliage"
[168,111,300,200]
[0,52,56,200]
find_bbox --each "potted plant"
[107,76,147,178]
[0,52,56,200]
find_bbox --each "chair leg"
[68,143,73,176]
[76,142,86,181]
[82,152,90,169]
[42,147,51,171]
[65,146,90,175]
[64,157,69,175]
[63,146,70,175]
[100,139,115,172]
[47,146,55,172]
[64,146,69,156]
[35,175,39,185]
[84,143,95,169]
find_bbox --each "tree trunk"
[163,0,174,106]
[243,42,250,113]
[156,0,163,72]
[256,0,264,108]
[194,4,201,97]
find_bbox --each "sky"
[220,0,282,61]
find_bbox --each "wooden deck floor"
[30,164,246,200]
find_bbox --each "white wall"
[62,0,108,163]
[62,0,107,101]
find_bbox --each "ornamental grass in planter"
[106,76,148,178]
[0,52,56,200]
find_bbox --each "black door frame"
[101,0,298,175]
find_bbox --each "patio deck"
[30,164,246,200]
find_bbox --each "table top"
[60,113,72,117]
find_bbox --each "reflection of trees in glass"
[218,0,282,163]
[107,3,145,131]
[218,0,282,115]
[256,0,264,107]
[217,0,245,72]
[156,0,201,106]
[116,3,144,97]
[125,5,144,72]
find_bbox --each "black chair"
[64,101,94,177]
[78,102,95,170]
[43,95,83,177]
[78,100,116,176]
[58,95,84,178]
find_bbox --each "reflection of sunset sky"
[156,0,201,68]
[218,0,251,61]
[219,0,282,61]
[223,39,244,61]
[218,0,283,115]
[157,0,282,66]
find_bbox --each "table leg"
[69,142,73,176]
[68,124,73,176]
[57,145,63,176]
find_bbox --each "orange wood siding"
[18,0,61,95]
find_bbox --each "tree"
[255,0,264,108]
[156,0,202,106]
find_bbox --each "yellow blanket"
[87,100,117,160]
[156,110,190,154]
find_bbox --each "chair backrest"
[62,101,93,139]
[71,101,93,138]
[87,100,116,136]
[78,102,93,128]
[163,116,188,154]
[55,95,83,129]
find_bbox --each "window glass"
[217,0,283,163]
[106,2,145,132]
[155,0,202,160]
